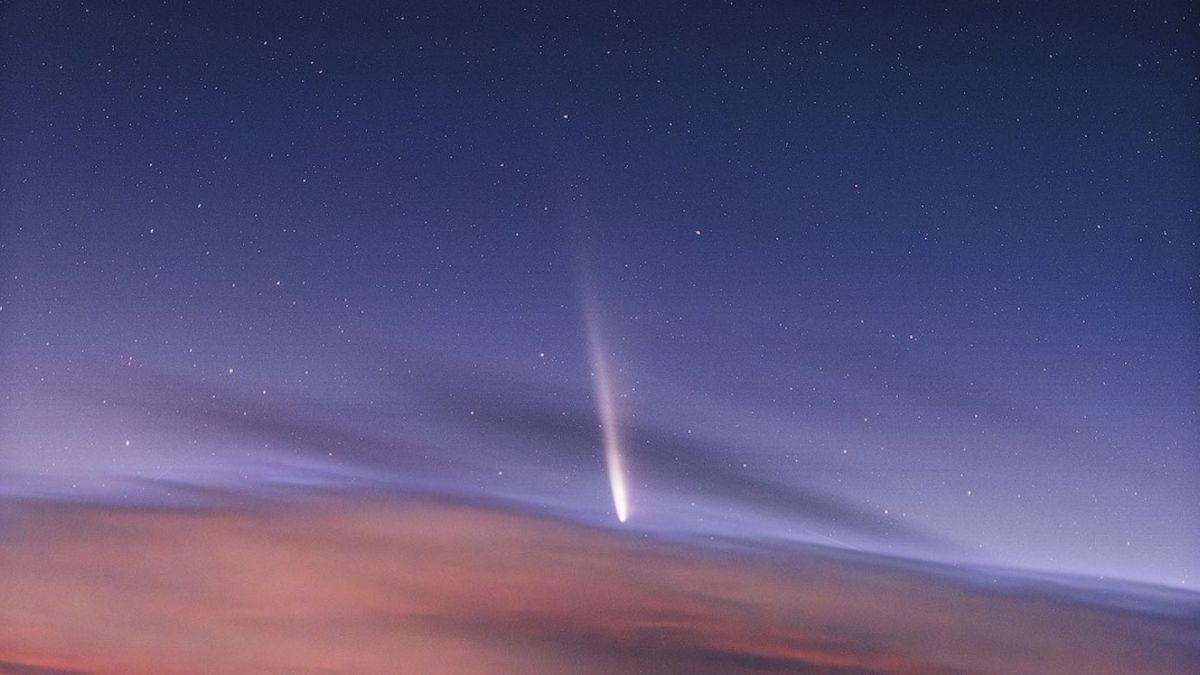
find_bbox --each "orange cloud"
[1,496,1196,674]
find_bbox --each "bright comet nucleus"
[582,294,631,524]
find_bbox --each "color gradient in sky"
[1,1,1197,672]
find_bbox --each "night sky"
[2,0,1197,594]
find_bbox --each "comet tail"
[583,302,630,524]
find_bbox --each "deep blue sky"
[1,1,1197,586]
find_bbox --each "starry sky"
[1,0,1197,589]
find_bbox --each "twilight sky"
[1,0,1197,590]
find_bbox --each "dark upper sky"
[1,1,1196,586]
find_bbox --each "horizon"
[2,0,1197,671]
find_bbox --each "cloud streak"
[1,496,1196,674]
[50,357,938,547]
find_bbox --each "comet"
[582,290,630,524]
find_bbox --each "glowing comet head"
[582,290,631,525]
[610,459,629,523]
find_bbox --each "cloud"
[420,376,938,543]
[1,497,1196,674]
[59,358,940,546]
[0,662,89,675]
